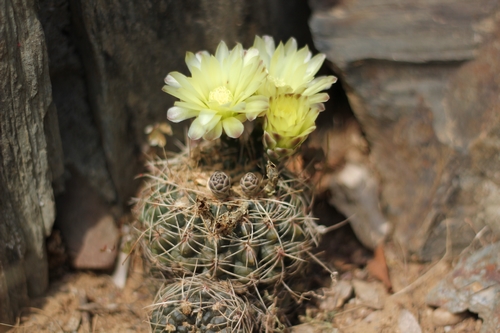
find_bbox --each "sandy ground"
[5,254,154,333]
[299,242,482,333]
[3,224,483,333]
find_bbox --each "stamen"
[209,86,233,105]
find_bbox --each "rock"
[398,309,422,333]
[56,172,119,270]
[322,163,390,249]
[426,242,500,333]
[320,280,353,311]
[431,308,467,327]
[352,279,387,310]
[291,323,338,333]
[364,310,382,323]
[310,0,500,259]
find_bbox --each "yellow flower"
[253,35,337,106]
[263,94,322,160]
[163,41,268,140]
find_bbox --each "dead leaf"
[367,244,392,291]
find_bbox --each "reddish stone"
[56,172,119,270]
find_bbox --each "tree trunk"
[0,0,63,327]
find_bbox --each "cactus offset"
[149,277,255,333]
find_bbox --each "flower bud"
[208,171,231,200]
[240,172,262,197]
[263,94,320,160]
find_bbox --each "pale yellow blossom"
[253,35,337,106]
[163,41,268,140]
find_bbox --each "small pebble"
[290,323,338,333]
[352,279,387,310]
[432,308,467,326]
[320,280,353,311]
[398,309,422,333]
[364,310,382,323]
[63,312,81,332]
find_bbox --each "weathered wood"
[310,0,500,259]
[0,0,63,326]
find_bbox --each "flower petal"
[198,109,217,126]
[222,117,244,138]
[185,52,202,72]
[174,101,204,111]
[263,131,277,148]
[244,95,269,120]
[303,75,337,96]
[308,92,330,105]
[284,37,297,55]
[164,74,180,87]
[215,41,229,63]
[297,125,317,138]
[263,36,275,54]
[243,47,259,65]
[167,106,198,122]
[205,114,222,132]
[306,53,326,77]
[196,51,210,63]
[203,122,223,140]
[188,117,206,140]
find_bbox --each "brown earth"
[3,224,484,333]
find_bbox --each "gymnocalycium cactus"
[136,142,319,288]
[135,35,336,333]
[150,277,256,333]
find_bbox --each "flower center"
[268,75,286,87]
[209,86,233,105]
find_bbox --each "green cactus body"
[135,143,319,289]
[150,277,255,333]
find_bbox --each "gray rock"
[352,279,387,310]
[426,242,500,333]
[398,309,422,333]
[324,163,390,249]
[310,0,500,259]
[320,280,354,311]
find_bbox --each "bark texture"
[0,0,63,326]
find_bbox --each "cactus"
[135,142,319,288]
[149,277,255,333]
[134,35,336,332]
